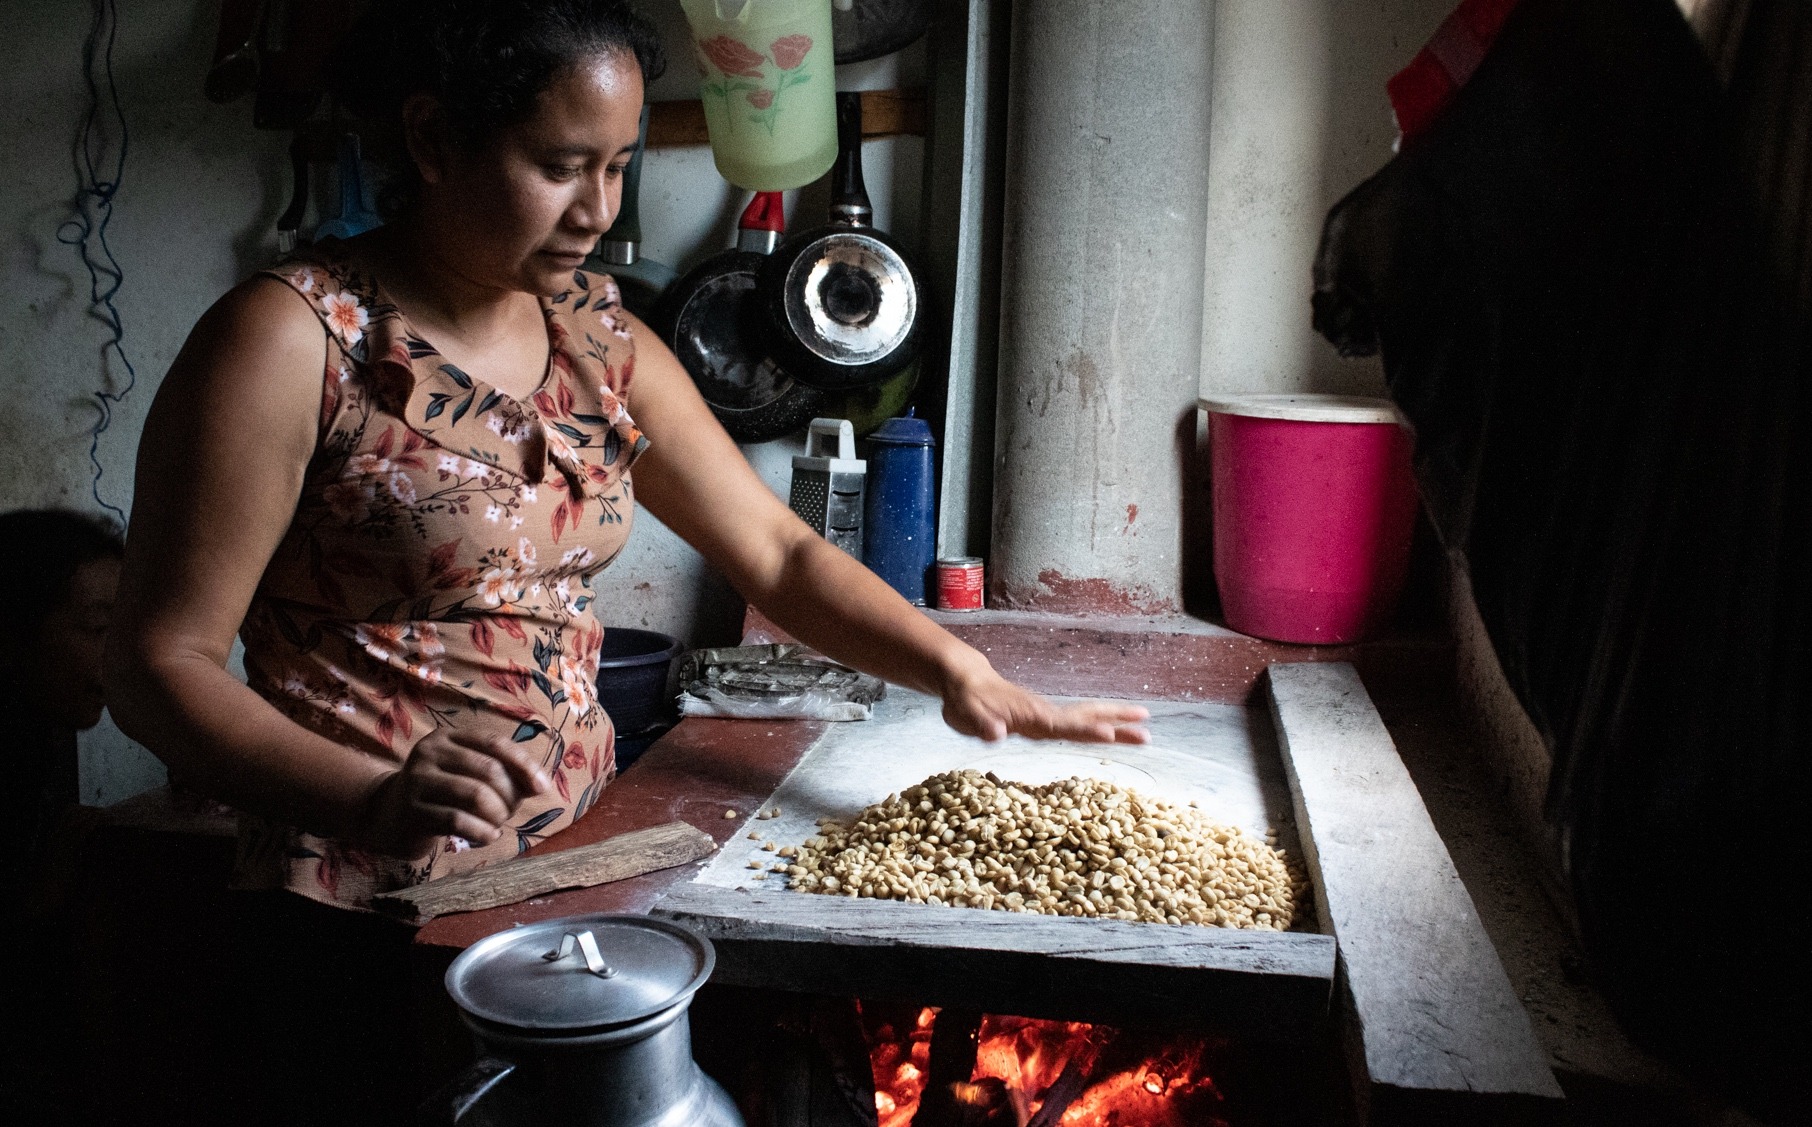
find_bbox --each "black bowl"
[596,627,684,739]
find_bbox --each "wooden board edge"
[653,882,1335,1043]
[1265,661,1564,1104]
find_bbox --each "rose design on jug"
[698,34,764,78]
[770,34,812,70]
[693,32,816,136]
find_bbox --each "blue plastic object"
[314,134,382,241]
[862,409,937,605]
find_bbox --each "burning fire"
[865,1006,1229,1127]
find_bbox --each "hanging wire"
[55,0,133,528]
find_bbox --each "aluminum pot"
[758,91,928,392]
[430,914,744,1127]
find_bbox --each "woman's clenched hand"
[357,728,552,858]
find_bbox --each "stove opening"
[859,1003,1341,1127]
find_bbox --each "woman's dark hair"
[333,0,666,153]
[0,509,124,637]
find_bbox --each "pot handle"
[419,1056,517,1126]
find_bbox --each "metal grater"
[789,418,866,557]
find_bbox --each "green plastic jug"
[680,0,838,191]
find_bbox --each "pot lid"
[1196,393,1410,427]
[781,233,918,367]
[866,410,934,446]
[445,915,714,1033]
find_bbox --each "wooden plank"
[1266,663,1563,1119]
[375,821,715,922]
[652,882,1335,1043]
[646,88,926,148]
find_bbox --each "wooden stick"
[374,821,717,922]
[913,1007,983,1127]
[647,88,927,148]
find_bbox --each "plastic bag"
[675,644,886,721]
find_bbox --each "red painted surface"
[415,716,826,949]
[994,569,1180,616]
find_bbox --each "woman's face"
[423,51,645,295]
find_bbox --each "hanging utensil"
[204,0,265,103]
[758,90,928,392]
[276,132,310,253]
[312,133,381,241]
[652,191,826,444]
[831,0,932,64]
[584,106,676,320]
[249,0,319,129]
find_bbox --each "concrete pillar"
[1198,0,1448,399]
[990,0,1214,615]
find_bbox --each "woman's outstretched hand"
[939,657,1151,744]
[357,727,553,858]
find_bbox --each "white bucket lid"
[1197,393,1410,428]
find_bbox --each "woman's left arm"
[620,318,1148,744]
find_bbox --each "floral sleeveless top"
[235,242,648,910]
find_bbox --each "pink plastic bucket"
[1202,395,1418,645]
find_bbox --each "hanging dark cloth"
[1312,0,1809,1116]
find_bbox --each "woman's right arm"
[106,279,544,854]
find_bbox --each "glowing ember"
[863,1005,1231,1127]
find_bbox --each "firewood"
[373,821,716,921]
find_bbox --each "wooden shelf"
[647,87,926,148]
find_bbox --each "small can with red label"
[936,557,985,611]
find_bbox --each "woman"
[113,0,1143,915]
[109,3,1144,1103]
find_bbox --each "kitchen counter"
[415,607,1449,950]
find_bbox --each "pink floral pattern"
[769,34,812,71]
[235,242,649,909]
[694,31,817,137]
[699,33,766,78]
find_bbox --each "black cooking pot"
[831,0,931,63]
[652,192,825,444]
[758,91,928,393]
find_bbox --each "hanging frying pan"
[831,0,932,64]
[584,106,676,320]
[276,132,309,253]
[759,91,928,393]
[652,191,825,444]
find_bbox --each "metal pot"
[430,915,744,1127]
[653,191,825,443]
[759,91,928,393]
[831,0,932,63]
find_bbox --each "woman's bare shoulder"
[165,273,329,402]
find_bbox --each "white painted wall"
[0,0,921,804]
[1199,0,1454,398]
